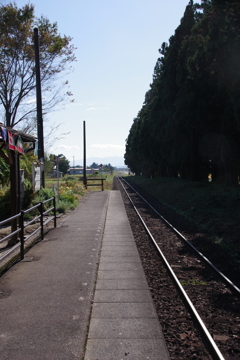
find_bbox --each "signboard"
[33,165,41,191]
[20,169,24,210]
[53,184,58,195]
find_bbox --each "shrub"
[35,187,55,202]
[0,188,11,220]
[23,179,34,209]
[56,201,68,214]
[59,192,77,205]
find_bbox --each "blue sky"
[12,0,191,165]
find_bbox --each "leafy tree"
[125,117,142,175]
[0,3,76,130]
[0,155,10,186]
[0,3,75,244]
[105,163,114,172]
[44,153,55,175]
[55,154,70,175]
[186,0,240,183]
[19,152,37,182]
[89,162,99,169]
[125,0,198,179]
[125,0,240,184]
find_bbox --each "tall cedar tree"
[125,0,240,184]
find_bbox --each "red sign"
[8,131,15,150]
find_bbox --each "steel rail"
[119,177,225,360]
[119,177,240,296]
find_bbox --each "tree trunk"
[218,140,239,186]
[8,151,19,246]
[191,131,201,181]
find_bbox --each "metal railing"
[0,197,56,263]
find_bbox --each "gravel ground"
[113,177,240,360]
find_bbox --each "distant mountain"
[70,156,126,168]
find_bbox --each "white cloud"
[86,107,110,111]
[91,143,124,150]
[22,99,36,105]
[55,145,80,150]
[66,102,82,108]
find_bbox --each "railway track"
[116,176,240,360]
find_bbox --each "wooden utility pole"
[83,121,87,188]
[34,28,45,188]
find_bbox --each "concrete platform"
[0,190,170,360]
[0,191,109,360]
[84,191,170,360]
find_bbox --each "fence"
[81,177,106,191]
[0,197,56,264]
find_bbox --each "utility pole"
[83,121,87,188]
[34,28,45,188]
[56,156,60,202]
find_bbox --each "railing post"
[20,210,25,260]
[53,196,57,228]
[40,202,44,240]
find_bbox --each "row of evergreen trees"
[124,0,240,185]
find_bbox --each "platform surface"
[84,191,169,360]
[0,190,169,360]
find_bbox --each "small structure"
[0,124,37,213]
[68,167,93,175]
[68,167,83,175]
[0,124,37,245]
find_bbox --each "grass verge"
[125,175,240,264]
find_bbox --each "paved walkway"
[0,191,169,360]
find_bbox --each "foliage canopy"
[0,2,76,131]
[125,0,240,185]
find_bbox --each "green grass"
[180,279,208,286]
[125,175,240,263]
[43,172,117,211]
[78,172,117,191]
[44,175,87,213]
